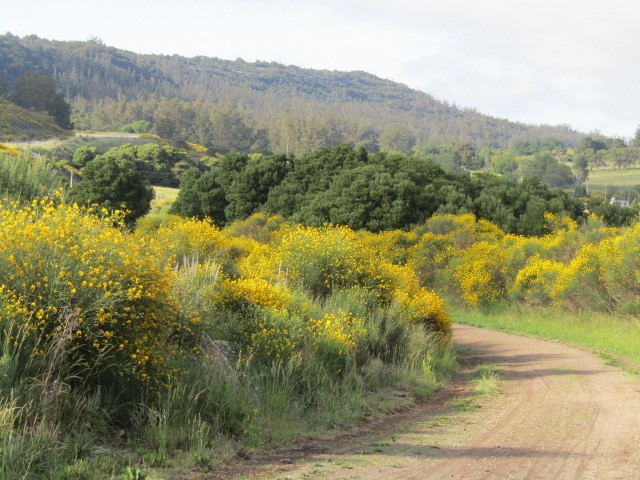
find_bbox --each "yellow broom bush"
[0,197,186,392]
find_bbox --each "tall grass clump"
[0,151,65,202]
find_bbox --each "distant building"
[610,196,630,207]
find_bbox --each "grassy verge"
[454,307,640,371]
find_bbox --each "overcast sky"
[3,0,639,137]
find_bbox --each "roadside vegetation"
[2,32,639,479]
[0,131,639,478]
[0,150,456,478]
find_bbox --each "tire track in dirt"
[217,324,640,480]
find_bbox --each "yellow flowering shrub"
[223,212,290,244]
[453,241,508,306]
[273,224,394,301]
[552,222,640,311]
[597,223,640,304]
[217,277,291,311]
[307,310,366,372]
[154,216,230,261]
[551,243,607,310]
[511,255,564,305]
[0,143,20,156]
[417,213,505,249]
[246,309,303,363]
[359,229,418,265]
[393,288,451,334]
[407,233,457,290]
[0,198,185,390]
[186,142,208,154]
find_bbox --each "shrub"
[0,198,187,409]
[511,255,564,306]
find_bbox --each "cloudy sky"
[3,0,639,137]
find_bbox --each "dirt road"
[225,324,640,480]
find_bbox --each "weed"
[122,466,147,480]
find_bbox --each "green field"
[454,308,640,371]
[150,186,179,214]
[587,168,640,195]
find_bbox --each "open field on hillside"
[587,168,640,194]
[151,186,179,214]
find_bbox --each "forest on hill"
[0,33,584,154]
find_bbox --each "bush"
[68,156,154,223]
[0,198,188,410]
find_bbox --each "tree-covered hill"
[0,33,583,153]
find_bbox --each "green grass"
[454,307,640,371]
[587,168,640,194]
[150,186,179,214]
[448,363,502,411]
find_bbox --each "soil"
[209,324,640,479]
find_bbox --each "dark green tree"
[13,72,72,128]
[224,154,290,222]
[572,152,590,185]
[490,152,519,180]
[68,156,154,223]
[520,152,575,187]
[580,135,607,152]
[592,203,640,227]
[169,168,228,225]
[72,146,98,168]
[306,164,420,231]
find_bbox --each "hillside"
[0,33,583,153]
[0,98,69,141]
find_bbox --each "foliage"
[6,135,640,478]
[12,72,71,129]
[520,151,575,187]
[92,143,189,187]
[119,120,151,134]
[171,145,586,235]
[67,155,154,223]
[0,199,188,398]
[404,211,639,316]
[71,146,97,168]
[169,168,228,224]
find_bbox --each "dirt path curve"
[224,324,640,480]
